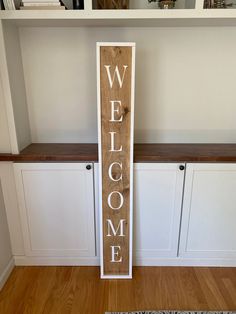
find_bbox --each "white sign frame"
[97,42,136,279]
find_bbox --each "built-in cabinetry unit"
[1,156,235,266]
[0,0,236,267]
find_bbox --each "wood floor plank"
[194,268,229,310]
[211,268,236,309]
[0,266,236,314]
[177,267,208,310]
[222,278,236,309]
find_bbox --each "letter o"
[108,191,124,210]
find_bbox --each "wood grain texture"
[97,0,129,9]
[134,143,236,162]
[0,266,236,313]
[99,46,133,276]
[1,143,236,162]
[0,143,98,162]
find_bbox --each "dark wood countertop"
[134,143,236,162]
[1,143,236,163]
[0,144,98,162]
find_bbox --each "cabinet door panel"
[14,163,95,257]
[134,163,184,258]
[179,163,236,258]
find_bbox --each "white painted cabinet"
[133,163,185,263]
[179,163,236,260]
[14,163,96,259]
[10,161,236,266]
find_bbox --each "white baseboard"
[14,256,100,266]
[14,255,236,267]
[134,257,236,267]
[0,258,14,291]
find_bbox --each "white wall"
[0,178,12,288]
[20,27,236,143]
[0,77,11,153]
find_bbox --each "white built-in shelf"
[1,0,236,27]
[1,0,236,155]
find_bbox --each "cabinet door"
[14,163,96,257]
[179,163,236,259]
[134,163,185,260]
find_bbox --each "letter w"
[104,65,128,88]
[106,219,126,237]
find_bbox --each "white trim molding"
[0,258,14,291]
[14,256,100,266]
[13,256,236,267]
[134,257,236,267]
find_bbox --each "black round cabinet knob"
[86,164,92,170]
[179,165,185,171]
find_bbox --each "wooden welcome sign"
[97,43,135,279]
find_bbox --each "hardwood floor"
[0,266,236,314]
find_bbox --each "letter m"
[106,219,126,237]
